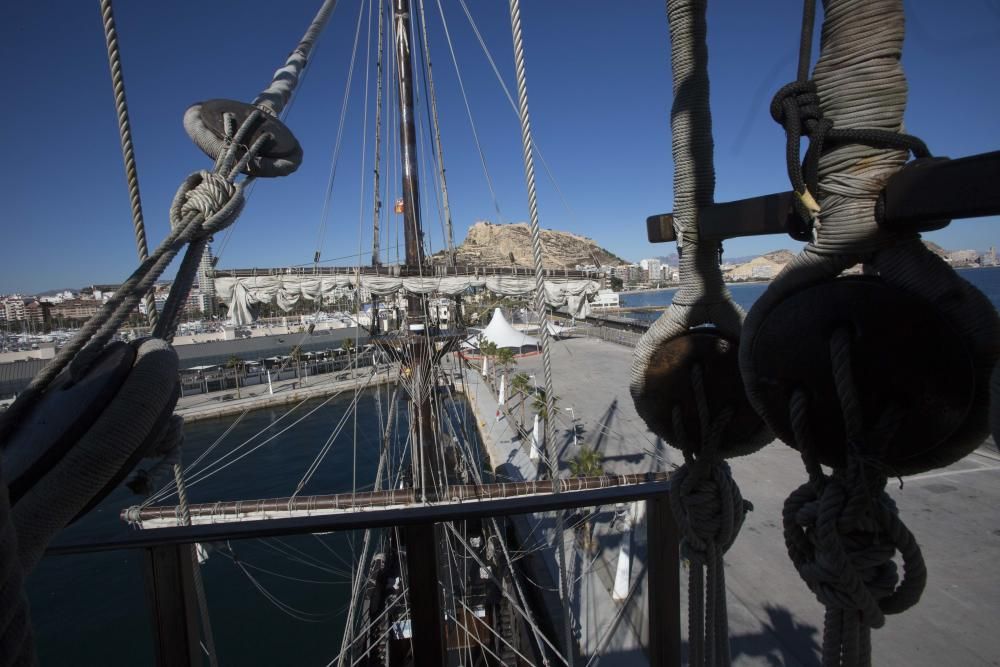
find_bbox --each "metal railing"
[47,474,681,667]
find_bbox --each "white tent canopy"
[476,308,539,351]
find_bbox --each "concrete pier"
[471,335,1000,666]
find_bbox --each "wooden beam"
[402,523,445,665]
[647,494,681,667]
[142,545,202,667]
[51,474,671,555]
[646,150,1000,243]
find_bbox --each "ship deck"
[470,334,1000,666]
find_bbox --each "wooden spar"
[392,0,444,662]
[122,473,671,528]
[210,264,596,278]
[372,0,385,267]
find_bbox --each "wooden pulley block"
[634,331,766,458]
[3,340,178,520]
[4,342,135,504]
[185,99,303,177]
[743,277,976,474]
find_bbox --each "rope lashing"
[630,2,771,665]
[770,79,930,241]
[667,365,751,666]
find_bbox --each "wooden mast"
[392,0,445,663]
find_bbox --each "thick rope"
[631,3,763,662]
[783,332,926,667]
[253,0,339,116]
[507,2,574,663]
[630,0,770,458]
[12,339,178,572]
[668,366,748,666]
[100,0,158,328]
[0,6,340,663]
[0,462,33,666]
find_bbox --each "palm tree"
[510,372,532,428]
[569,447,604,478]
[530,388,559,421]
[289,345,303,381]
[226,354,245,399]
[341,338,355,374]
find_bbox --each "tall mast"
[393,0,445,663]
[417,0,456,266]
[371,0,385,267]
[395,0,424,270]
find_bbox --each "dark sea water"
[26,387,486,666]
[620,266,1000,318]
[24,267,1000,665]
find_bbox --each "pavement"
[475,334,1000,666]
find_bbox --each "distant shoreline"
[616,265,997,296]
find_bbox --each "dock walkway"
[174,367,396,422]
[478,335,1000,666]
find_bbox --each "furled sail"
[215,274,600,324]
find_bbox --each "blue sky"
[2,0,998,294]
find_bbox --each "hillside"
[433,221,628,269]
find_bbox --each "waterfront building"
[199,243,216,318]
[591,289,620,310]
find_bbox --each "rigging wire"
[433,0,506,223]
[315,0,369,265]
[456,0,585,237]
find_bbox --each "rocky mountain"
[434,221,628,269]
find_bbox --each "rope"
[12,339,178,572]
[507,2,575,664]
[434,0,505,222]
[0,462,33,666]
[253,0,339,116]
[783,332,926,667]
[0,5,341,661]
[417,0,455,265]
[100,0,158,328]
[770,0,929,245]
[667,366,748,666]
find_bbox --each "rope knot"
[783,464,926,631]
[670,458,749,565]
[770,80,828,134]
[171,170,245,238]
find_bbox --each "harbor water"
[619,266,1000,321]
[28,386,485,666]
